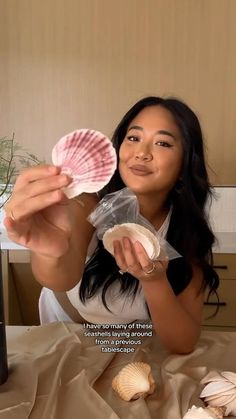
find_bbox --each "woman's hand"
[3,165,73,257]
[113,236,169,281]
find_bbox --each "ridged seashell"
[112,362,156,401]
[52,129,117,198]
[103,223,160,259]
[200,371,236,416]
[183,406,224,419]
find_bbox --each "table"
[1,323,236,418]
[0,229,29,324]
[6,325,31,341]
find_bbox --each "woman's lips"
[129,165,152,176]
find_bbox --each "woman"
[4,96,219,354]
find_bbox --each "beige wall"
[0,0,236,184]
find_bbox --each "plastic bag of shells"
[88,187,181,262]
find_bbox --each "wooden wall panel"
[0,0,236,184]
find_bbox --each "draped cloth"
[0,323,236,419]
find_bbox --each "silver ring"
[143,261,156,275]
[119,269,126,275]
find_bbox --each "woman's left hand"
[113,236,169,281]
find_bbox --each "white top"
[66,211,172,324]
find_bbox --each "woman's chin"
[124,182,157,195]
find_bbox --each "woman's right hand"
[3,165,74,258]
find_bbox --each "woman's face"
[119,105,184,197]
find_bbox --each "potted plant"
[0,134,41,209]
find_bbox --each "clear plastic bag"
[88,187,181,261]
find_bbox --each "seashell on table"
[200,370,236,416]
[103,223,161,260]
[52,129,117,198]
[182,405,224,419]
[112,361,156,402]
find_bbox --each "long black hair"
[79,96,219,311]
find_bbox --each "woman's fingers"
[4,167,71,221]
[122,237,140,272]
[133,240,153,271]
[3,216,28,245]
[113,237,169,279]
[17,173,70,199]
[13,165,60,190]
[3,216,17,232]
[134,241,169,275]
[2,165,74,255]
[113,237,140,273]
[4,189,65,222]
[113,240,127,271]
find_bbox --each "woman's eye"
[126,135,140,142]
[155,140,172,148]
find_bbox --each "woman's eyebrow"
[127,125,143,132]
[128,126,176,140]
[157,130,176,140]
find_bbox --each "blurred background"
[0,0,236,184]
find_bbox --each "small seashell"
[52,129,117,198]
[221,371,236,386]
[200,371,236,416]
[182,405,224,419]
[103,223,160,259]
[112,362,156,401]
[200,381,235,398]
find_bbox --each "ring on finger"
[143,261,156,275]
[119,269,127,275]
[8,209,16,221]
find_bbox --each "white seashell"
[200,381,235,398]
[182,406,224,419]
[103,223,160,259]
[112,362,156,401]
[52,129,117,198]
[224,397,236,416]
[200,371,236,416]
[201,371,225,385]
[203,393,236,408]
[221,371,236,386]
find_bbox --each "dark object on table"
[0,243,8,384]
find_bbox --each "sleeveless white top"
[66,211,171,324]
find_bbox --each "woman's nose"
[135,148,152,161]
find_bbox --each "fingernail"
[60,174,70,184]
[49,165,59,174]
[123,237,130,248]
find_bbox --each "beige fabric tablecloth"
[0,322,236,419]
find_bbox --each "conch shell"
[112,362,156,401]
[183,406,224,418]
[200,371,236,416]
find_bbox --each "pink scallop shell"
[52,129,117,198]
